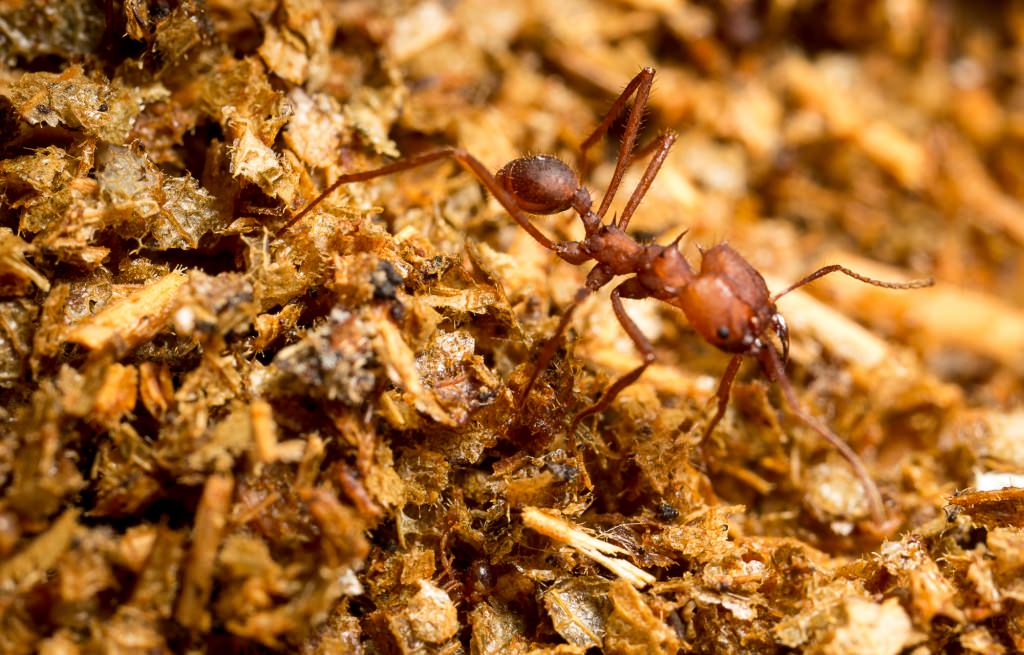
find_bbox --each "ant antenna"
[758,343,886,525]
[771,264,933,302]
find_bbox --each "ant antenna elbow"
[772,264,934,302]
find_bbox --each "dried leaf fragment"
[259,22,311,85]
[386,2,455,63]
[374,313,454,426]
[0,0,104,59]
[96,144,227,250]
[543,577,610,649]
[0,509,80,591]
[470,601,528,655]
[521,507,655,588]
[271,307,377,405]
[4,65,140,143]
[343,77,405,158]
[0,228,49,293]
[175,473,235,631]
[64,270,187,353]
[0,299,37,387]
[284,89,350,170]
[90,363,139,427]
[0,145,73,197]
[405,579,459,644]
[820,597,915,655]
[604,580,680,655]
[199,56,290,144]
[948,410,1024,472]
[229,122,297,202]
[301,486,370,568]
[153,0,208,64]
[948,487,1024,528]
[879,538,963,624]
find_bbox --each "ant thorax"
[582,225,646,275]
[668,244,778,355]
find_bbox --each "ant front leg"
[518,265,613,408]
[703,354,744,440]
[276,147,559,253]
[569,278,656,435]
[758,344,888,526]
[576,67,656,220]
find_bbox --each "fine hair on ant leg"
[280,66,934,528]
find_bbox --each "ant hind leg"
[576,68,656,220]
[277,147,561,253]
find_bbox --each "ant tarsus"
[282,67,934,528]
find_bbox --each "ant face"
[676,277,761,353]
[669,243,785,356]
[705,308,788,358]
[673,273,787,358]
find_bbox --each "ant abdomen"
[496,155,584,214]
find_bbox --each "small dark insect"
[281,68,932,526]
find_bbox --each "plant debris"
[1,0,1024,653]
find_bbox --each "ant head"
[496,155,585,215]
[673,244,781,357]
[676,277,765,353]
[690,301,787,358]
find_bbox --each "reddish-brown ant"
[279,68,933,526]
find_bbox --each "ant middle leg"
[569,278,656,435]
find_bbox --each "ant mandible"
[279,68,933,526]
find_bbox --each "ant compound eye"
[716,326,730,340]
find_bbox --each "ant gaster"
[280,68,933,526]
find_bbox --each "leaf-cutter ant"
[280,67,933,526]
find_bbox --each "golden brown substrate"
[1,1,1023,653]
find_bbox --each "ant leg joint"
[556,242,591,265]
